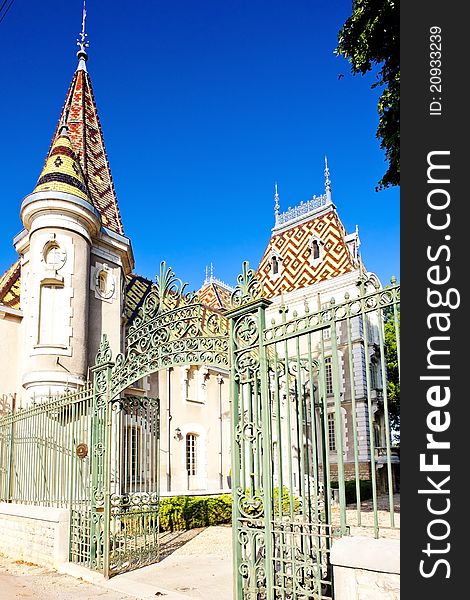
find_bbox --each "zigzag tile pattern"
[0,260,21,309]
[197,282,232,310]
[258,208,356,298]
[46,69,124,234]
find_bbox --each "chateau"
[0,34,392,498]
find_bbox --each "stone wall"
[330,537,400,600]
[0,503,70,568]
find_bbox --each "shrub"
[158,494,232,532]
[330,479,373,504]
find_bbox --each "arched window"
[309,237,323,264]
[186,433,198,476]
[43,241,65,270]
[271,253,282,277]
[311,240,320,260]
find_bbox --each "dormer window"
[309,236,323,266]
[270,252,283,279]
[272,256,280,275]
[312,240,320,260]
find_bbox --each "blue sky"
[0,0,399,291]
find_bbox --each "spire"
[274,182,280,225]
[33,129,90,202]
[40,20,125,234]
[324,156,332,203]
[76,1,89,71]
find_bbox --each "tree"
[335,0,399,190]
[384,306,400,439]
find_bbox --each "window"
[43,241,66,270]
[186,433,197,476]
[185,367,198,401]
[310,237,323,265]
[328,413,336,452]
[127,425,141,483]
[38,283,66,345]
[324,357,333,395]
[98,270,107,295]
[271,255,280,275]
[311,240,320,260]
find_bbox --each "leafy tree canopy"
[335,0,399,190]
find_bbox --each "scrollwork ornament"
[231,261,264,308]
[234,315,259,347]
[95,334,113,365]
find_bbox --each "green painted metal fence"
[227,264,400,600]
[0,385,93,508]
[0,260,399,597]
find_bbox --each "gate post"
[227,262,273,600]
[90,335,114,576]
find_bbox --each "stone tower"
[14,35,133,402]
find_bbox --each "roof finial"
[274,182,280,224]
[324,156,332,203]
[76,0,89,71]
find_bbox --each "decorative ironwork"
[230,261,264,308]
[111,262,229,396]
[228,271,400,599]
[275,194,328,229]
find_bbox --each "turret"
[14,14,133,401]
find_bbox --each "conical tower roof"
[34,127,90,202]
[40,54,124,234]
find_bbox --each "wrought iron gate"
[1,259,399,593]
[227,263,400,600]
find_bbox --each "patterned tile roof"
[258,205,358,298]
[0,260,21,310]
[43,67,124,234]
[197,280,233,310]
[34,130,89,201]
[124,273,154,324]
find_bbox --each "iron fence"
[228,265,400,600]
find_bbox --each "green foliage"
[384,305,400,437]
[158,494,232,532]
[330,479,373,504]
[335,0,399,189]
[273,486,301,515]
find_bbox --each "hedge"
[159,494,232,532]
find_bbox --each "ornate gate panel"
[227,263,400,600]
[107,395,160,576]
[78,262,229,578]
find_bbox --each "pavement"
[0,526,233,600]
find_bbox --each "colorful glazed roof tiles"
[0,260,21,310]
[197,280,233,310]
[34,130,89,201]
[43,67,124,234]
[258,205,358,298]
[124,273,154,324]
